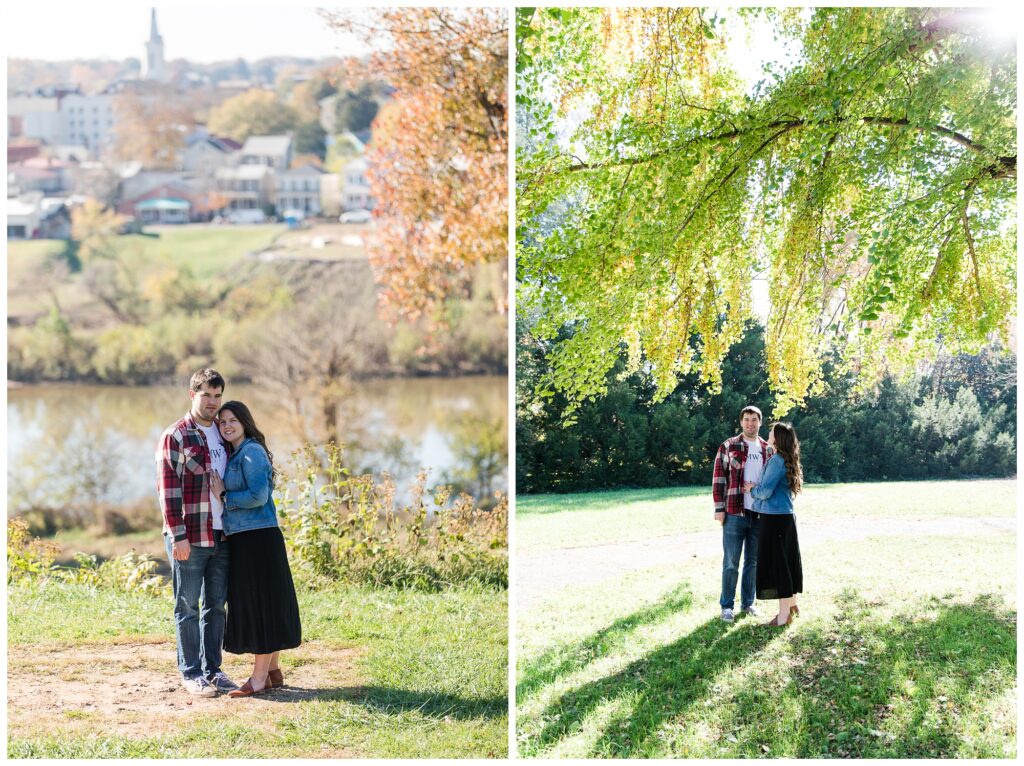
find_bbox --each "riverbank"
[7,225,507,385]
[8,376,508,529]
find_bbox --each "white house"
[341,156,375,211]
[215,164,276,212]
[7,193,44,239]
[275,164,324,215]
[240,135,292,170]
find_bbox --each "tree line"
[517,321,1016,493]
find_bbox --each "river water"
[7,376,507,513]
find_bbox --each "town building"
[7,92,64,146]
[116,176,213,223]
[340,156,374,211]
[144,8,169,83]
[275,164,325,215]
[59,92,116,152]
[214,164,276,213]
[6,192,70,240]
[181,132,242,176]
[240,134,293,170]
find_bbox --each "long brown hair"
[217,401,275,480]
[772,422,803,495]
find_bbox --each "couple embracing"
[156,368,302,698]
[712,405,804,628]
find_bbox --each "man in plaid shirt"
[157,368,237,696]
[712,405,773,622]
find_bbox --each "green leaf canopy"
[517,7,1016,415]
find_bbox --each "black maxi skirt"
[756,512,803,600]
[224,526,302,655]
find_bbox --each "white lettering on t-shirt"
[199,423,227,530]
[743,438,764,510]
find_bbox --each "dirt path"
[516,515,1016,613]
[8,638,362,753]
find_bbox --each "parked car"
[226,209,267,224]
[339,208,372,224]
[118,217,145,234]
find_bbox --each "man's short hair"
[189,368,225,393]
[740,405,762,421]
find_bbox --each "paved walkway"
[516,516,1016,613]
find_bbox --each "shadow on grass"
[262,685,506,720]
[523,592,1015,758]
[518,583,694,702]
[725,593,1017,758]
[528,611,776,756]
[517,486,706,515]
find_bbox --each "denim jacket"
[221,438,279,535]
[750,454,794,514]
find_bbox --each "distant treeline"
[517,322,1017,493]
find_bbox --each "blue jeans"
[720,512,759,611]
[164,533,229,680]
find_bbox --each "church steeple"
[144,8,168,82]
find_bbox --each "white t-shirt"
[742,438,765,510]
[199,422,228,530]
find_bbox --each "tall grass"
[279,443,508,590]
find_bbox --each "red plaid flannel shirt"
[156,412,215,546]
[712,433,773,516]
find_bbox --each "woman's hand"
[209,471,225,499]
[743,481,756,493]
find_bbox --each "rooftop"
[242,135,292,156]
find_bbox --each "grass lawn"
[117,225,285,279]
[516,481,1016,758]
[516,478,1017,553]
[8,580,507,758]
[7,225,285,321]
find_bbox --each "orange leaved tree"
[322,8,508,323]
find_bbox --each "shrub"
[7,518,60,583]
[278,443,508,590]
[7,518,165,595]
[7,311,92,382]
[60,551,166,595]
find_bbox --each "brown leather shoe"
[227,678,269,698]
[268,668,284,688]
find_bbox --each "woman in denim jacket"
[209,401,301,696]
[743,422,803,627]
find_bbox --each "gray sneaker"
[183,676,218,697]
[207,671,239,693]
[742,604,760,618]
[721,608,735,623]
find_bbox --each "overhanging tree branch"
[556,115,1016,179]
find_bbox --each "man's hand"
[714,511,726,526]
[172,539,191,561]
